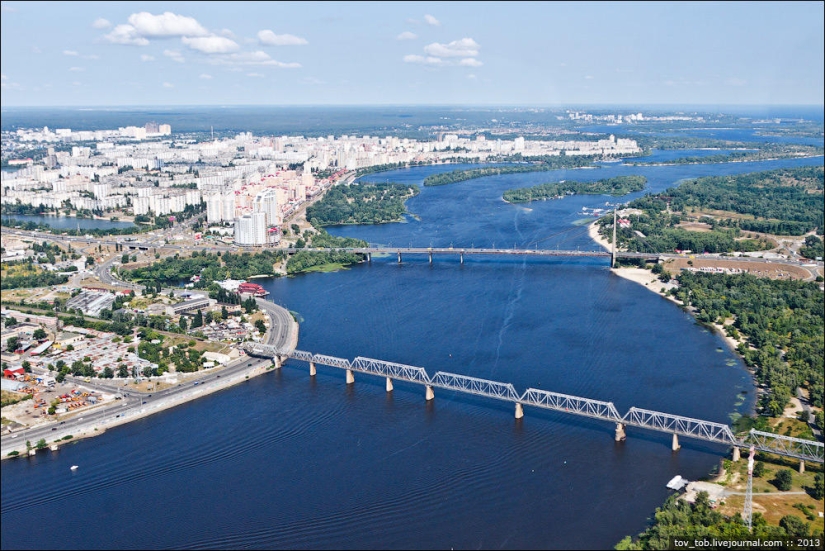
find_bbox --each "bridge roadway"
[243,343,824,465]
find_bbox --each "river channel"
[1,155,823,550]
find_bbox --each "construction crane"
[743,445,756,531]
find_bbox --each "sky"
[1,1,823,107]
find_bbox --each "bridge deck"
[240,343,823,463]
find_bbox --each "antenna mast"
[744,445,755,532]
[611,207,617,268]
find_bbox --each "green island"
[627,141,823,166]
[612,166,824,547]
[600,166,824,254]
[305,182,419,226]
[421,156,595,186]
[502,175,647,203]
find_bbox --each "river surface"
[1,154,823,549]
[1,214,135,230]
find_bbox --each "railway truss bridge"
[243,343,823,467]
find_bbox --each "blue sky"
[1,1,823,106]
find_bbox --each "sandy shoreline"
[586,221,745,355]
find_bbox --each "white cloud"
[459,58,482,67]
[257,30,308,46]
[163,82,174,88]
[182,35,239,54]
[219,29,236,38]
[584,75,594,80]
[84,54,100,60]
[209,50,301,68]
[92,18,111,29]
[396,31,417,41]
[128,12,208,37]
[247,72,264,78]
[141,54,155,61]
[467,74,477,79]
[163,49,185,63]
[63,50,79,56]
[31,46,42,54]
[69,66,85,72]
[403,55,443,66]
[199,73,212,79]
[104,24,150,46]
[424,38,480,58]
[424,14,440,26]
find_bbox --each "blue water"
[1,214,135,230]
[1,108,822,550]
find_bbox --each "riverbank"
[587,220,740,351]
[0,303,299,460]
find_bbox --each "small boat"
[70,465,78,471]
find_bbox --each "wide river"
[1,155,822,550]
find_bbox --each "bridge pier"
[309,361,316,377]
[615,423,626,442]
[672,433,680,451]
[425,385,434,401]
[346,369,355,385]
[515,402,524,419]
[386,377,393,392]
[799,460,805,474]
[428,252,432,264]
[273,356,282,369]
[397,252,402,264]
[732,446,741,462]
[367,252,371,263]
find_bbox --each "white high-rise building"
[222,193,236,221]
[253,188,282,227]
[234,212,267,246]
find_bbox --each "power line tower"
[743,445,756,531]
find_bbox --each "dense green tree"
[774,469,793,491]
[779,515,809,537]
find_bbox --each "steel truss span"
[430,372,520,402]
[744,429,824,463]
[241,344,823,463]
[351,357,430,384]
[521,389,622,421]
[622,407,737,444]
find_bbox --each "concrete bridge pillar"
[397,252,402,263]
[273,356,282,369]
[428,252,432,264]
[367,253,371,263]
[515,402,524,419]
[732,447,740,462]
[28,448,36,456]
[386,377,393,392]
[615,423,626,442]
[799,460,805,474]
[309,361,316,377]
[672,433,680,451]
[425,385,434,401]
[346,369,355,385]
[460,252,464,264]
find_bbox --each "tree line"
[503,175,647,203]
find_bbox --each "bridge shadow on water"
[278,358,731,460]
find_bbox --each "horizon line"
[2,103,824,109]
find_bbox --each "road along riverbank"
[0,302,298,460]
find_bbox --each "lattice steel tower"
[743,445,755,532]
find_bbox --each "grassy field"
[714,452,824,533]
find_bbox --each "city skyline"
[1,1,823,107]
